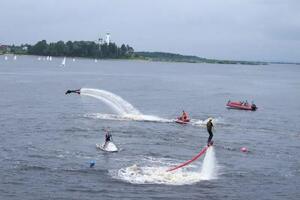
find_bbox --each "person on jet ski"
[104,129,112,148]
[179,110,189,121]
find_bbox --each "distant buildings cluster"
[0,43,28,54]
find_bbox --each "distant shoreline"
[133,52,267,65]
[2,52,300,66]
[0,51,268,66]
[1,40,299,65]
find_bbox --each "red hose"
[166,146,209,172]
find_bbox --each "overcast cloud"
[1,0,300,62]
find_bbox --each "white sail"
[61,57,66,66]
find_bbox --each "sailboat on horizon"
[61,57,66,66]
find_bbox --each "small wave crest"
[191,117,223,127]
[83,113,173,123]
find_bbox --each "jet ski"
[175,117,190,124]
[96,141,118,152]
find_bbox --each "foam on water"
[191,117,220,127]
[112,147,218,185]
[116,165,202,185]
[83,113,173,123]
[83,113,223,126]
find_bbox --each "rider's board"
[166,143,213,172]
[96,141,118,152]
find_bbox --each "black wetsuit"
[105,133,112,142]
[206,120,213,145]
[65,89,80,95]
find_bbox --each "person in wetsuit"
[206,118,214,146]
[104,130,112,148]
[65,89,80,95]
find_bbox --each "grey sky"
[1,0,300,62]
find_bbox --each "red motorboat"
[226,101,257,111]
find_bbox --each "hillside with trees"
[26,40,134,59]
[134,52,266,65]
[1,40,269,65]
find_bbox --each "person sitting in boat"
[251,103,257,110]
[244,100,248,106]
[179,110,189,122]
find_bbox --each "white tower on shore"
[106,33,110,45]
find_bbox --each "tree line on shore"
[26,40,134,58]
[1,40,266,65]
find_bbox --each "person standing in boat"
[206,118,214,146]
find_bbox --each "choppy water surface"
[0,55,299,199]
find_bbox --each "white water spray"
[80,88,141,116]
[191,118,219,127]
[79,88,220,124]
[200,146,218,180]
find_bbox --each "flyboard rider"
[206,118,214,146]
[65,89,81,95]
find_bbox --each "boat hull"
[226,102,257,111]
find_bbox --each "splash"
[112,148,218,185]
[191,117,220,127]
[83,113,220,125]
[84,113,173,123]
[79,88,223,125]
[80,88,141,116]
[116,165,202,185]
[200,146,218,180]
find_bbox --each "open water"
[0,55,299,199]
